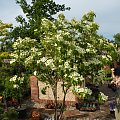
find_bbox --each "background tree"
[114,33,120,45]
[0,20,12,52]
[112,33,120,63]
[10,11,118,120]
[11,0,70,41]
[0,20,30,106]
[0,20,12,98]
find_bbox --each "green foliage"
[11,0,70,40]
[0,52,10,59]
[0,103,4,120]
[0,20,12,35]
[0,103,4,113]
[0,52,10,66]
[0,103,18,120]
[2,107,18,120]
[5,74,30,100]
[98,92,108,104]
[0,20,13,52]
[0,58,30,101]
[73,86,92,99]
[93,70,106,84]
[0,56,11,96]
[0,20,13,97]
[10,11,118,94]
[10,11,118,118]
[113,33,120,62]
[103,69,113,81]
[114,33,120,45]
[41,87,47,95]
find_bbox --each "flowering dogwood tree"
[10,11,117,119]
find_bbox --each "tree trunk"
[58,93,67,120]
[54,80,58,120]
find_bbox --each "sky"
[0,0,120,40]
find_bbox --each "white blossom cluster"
[39,57,56,70]
[64,61,70,69]
[9,75,24,88]
[13,37,37,50]
[9,75,17,82]
[10,37,39,66]
[25,55,34,65]
[45,59,56,70]
[98,92,108,102]
[13,84,19,89]
[73,86,92,98]
[69,72,82,82]
[102,55,112,61]
[42,18,57,30]
[86,43,96,53]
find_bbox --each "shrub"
[3,107,18,120]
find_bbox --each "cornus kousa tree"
[10,11,118,120]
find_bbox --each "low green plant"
[2,107,18,120]
[98,92,108,104]
[0,104,4,119]
[73,86,92,99]
[0,103,8,119]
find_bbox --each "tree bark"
[54,80,58,120]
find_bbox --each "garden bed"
[17,103,115,120]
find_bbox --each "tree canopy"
[10,11,118,119]
[112,33,120,63]
[10,11,118,95]
[114,33,120,45]
[11,0,70,41]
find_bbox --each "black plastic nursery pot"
[17,108,27,119]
